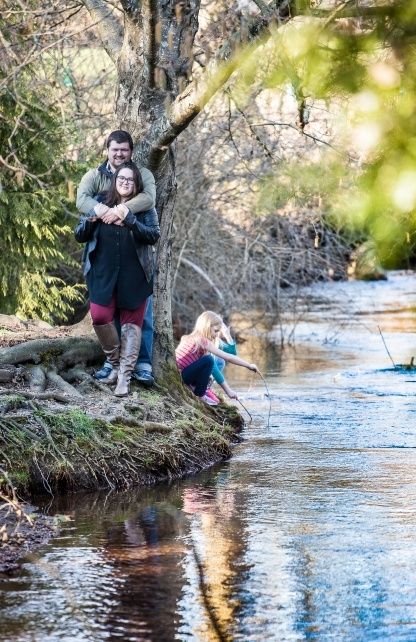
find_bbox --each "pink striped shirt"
[175,336,209,371]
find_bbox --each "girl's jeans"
[181,355,214,396]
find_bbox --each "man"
[76,130,155,385]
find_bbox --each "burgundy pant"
[90,295,146,327]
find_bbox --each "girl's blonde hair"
[181,310,223,351]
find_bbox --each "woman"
[74,161,160,397]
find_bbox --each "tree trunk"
[108,6,199,382]
[152,147,178,377]
[80,0,290,383]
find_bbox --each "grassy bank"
[0,388,244,496]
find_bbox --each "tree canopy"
[231,1,416,266]
[1,1,415,334]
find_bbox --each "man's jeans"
[137,296,153,372]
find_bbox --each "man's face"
[107,141,132,170]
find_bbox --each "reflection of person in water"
[105,502,184,642]
[124,506,159,548]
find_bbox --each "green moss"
[1,381,244,495]
[39,408,101,438]
[110,426,127,441]
[174,418,194,431]
[40,350,61,368]
[0,394,27,412]
[51,459,75,475]
[139,390,163,408]
[9,469,30,488]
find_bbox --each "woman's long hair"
[105,161,144,207]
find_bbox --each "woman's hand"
[101,211,119,224]
[248,363,258,373]
[114,204,129,221]
[101,208,124,225]
[101,204,129,225]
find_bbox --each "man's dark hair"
[106,130,134,151]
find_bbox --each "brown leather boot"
[93,322,120,384]
[114,323,141,397]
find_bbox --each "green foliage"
[240,2,416,267]
[258,157,349,211]
[0,71,83,321]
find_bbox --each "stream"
[1,271,416,642]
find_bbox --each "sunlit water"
[1,271,416,642]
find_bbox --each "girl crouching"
[175,311,258,405]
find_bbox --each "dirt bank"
[0,320,245,570]
[0,498,59,573]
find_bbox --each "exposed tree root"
[0,389,69,403]
[25,365,46,392]
[0,366,21,383]
[0,333,245,499]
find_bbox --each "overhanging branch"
[312,4,400,20]
[146,1,294,167]
[147,54,242,168]
[82,0,124,62]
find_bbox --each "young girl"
[176,311,258,405]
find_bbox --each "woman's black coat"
[74,207,160,283]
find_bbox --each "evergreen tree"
[0,72,84,321]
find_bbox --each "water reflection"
[1,272,416,641]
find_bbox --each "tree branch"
[312,3,400,21]
[146,0,292,167]
[147,53,243,168]
[179,257,224,304]
[81,0,124,62]
[0,15,115,90]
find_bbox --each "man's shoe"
[132,369,155,386]
[94,363,113,380]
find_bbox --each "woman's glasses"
[116,176,135,185]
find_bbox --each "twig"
[377,325,396,368]
[257,370,272,428]
[236,398,253,423]
[0,390,69,403]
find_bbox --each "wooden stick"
[377,325,396,368]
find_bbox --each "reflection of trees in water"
[50,480,251,641]
[179,470,251,641]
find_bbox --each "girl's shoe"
[204,389,220,404]
[201,393,219,406]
